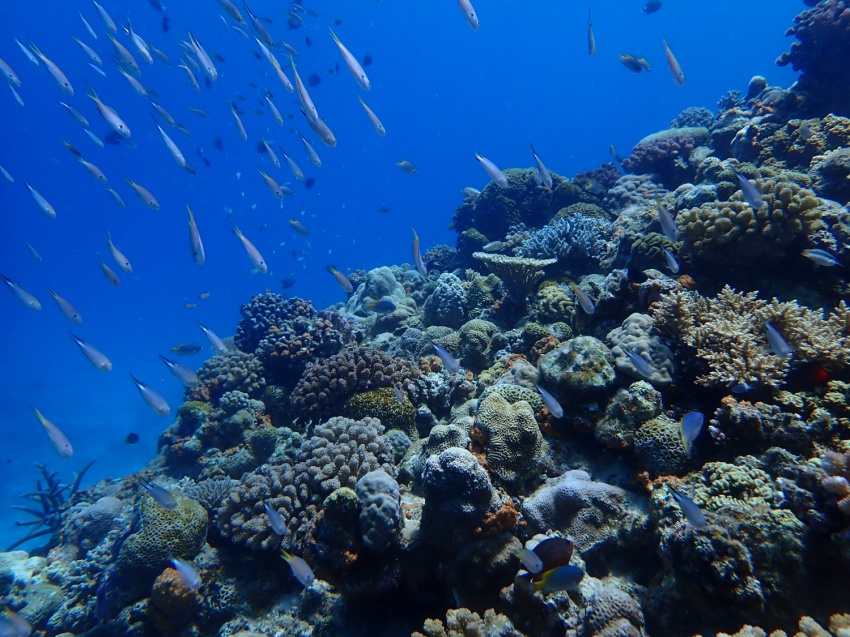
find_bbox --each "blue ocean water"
[0,0,800,551]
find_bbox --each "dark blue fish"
[643,1,662,13]
[668,485,707,529]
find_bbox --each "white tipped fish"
[679,411,704,455]
[25,183,56,218]
[358,95,386,136]
[735,172,764,210]
[80,12,98,39]
[25,242,41,262]
[92,0,117,34]
[99,258,121,286]
[457,0,480,30]
[280,550,315,587]
[15,37,40,66]
[152,116,190,171]
[306,113,336,148]
[261,138,281,168]
[187,205,205,266]
[234,226,268,274]
[264,501,287,535]
[802,248,843,267]
[159,354,199,388]
[0,164,13,183]
[668,485,707,529]
[281,148,304,180]
[105,187,124,207]
[530,144,553,189]
[198,321,230,356]
[412,228,428,277]
[29,43,73,95]
[124,178,159,210]
[187,30,217,81]
[291,55,319,125]
[623,345,653,378]
[32,407,73,458]
[536,384,564,418]
[59,101,89,128]
[9,85,23,106]
[178,60,199,91]
[569,281,596,315]
[662,37,685,86]
[298,132,322,167]
[265,95,284,126]
[474,152,508,188]
[130,374,170,416]
[765,322,792,359]
[170,558,202,591]
[258,169,285,199]
[655,197,679,241]
[107,33,140,77]
[0,57,21,87]
[327,266,354,293]
[49,289,83,324]
[70,332,112,371]
[1,274,41,310]
[89,87,131,137]
[432,343,460,374]
[105,229,132,272]
[230,102,247,140]
[125,16,153,65]
[140,478,177,508]
[329,28,370,90]
[663,248,679,273]
[77,157,108,184]
[73,36,102,66]
[118,68,147,97]
[217,0,246,25]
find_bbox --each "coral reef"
[537,336,617,397]
[423,273,468,328]
[189,351,266,405]
[414,608,526,637]
[621,127,710,188]
[473,252,557,301]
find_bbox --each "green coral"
[117,494,208,576]
[176,400,213,433]
[475,392,545,485]
[459,319,500,372]
[532,284,575,325]
[342,387,417,439]
[466,273,501,319]
[633,415,689,476]
[596,381,663,450]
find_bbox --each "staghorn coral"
[290,347,421,420]
[472,391,546,485]
[422,273,468,328]
[189,351,266,405]
[677,178,823,269]
[235,294,317,353]
[413,608,526,637]
[652,286,850,388]
[473,252,557,301]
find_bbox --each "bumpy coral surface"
[189,351,266,405]
[621,127,710,187]
[538,336,617,397]
[607,313,675,385]
[235,294,317,353]
[414,608,526,637]
[423,273,468,328]
[633,415,690,476]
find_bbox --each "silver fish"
[73,36,102,66]
[536,384,564,418]
[89,88,131,137]
[124,178,159,209]
[457,0,480,30]
[30,43,73,95]
[663,248,679,273]
[802,249,842,268]
[70,331,112,371]
[15,37,40,66]
[265,94,284,125]
[1,274,41,310]
[198,321,230,355]
[159,354,199,388]
[764,322,792,359]
[474,152,508,188]
[59,101,89,128]
[298,132,322,167]
[187,30,217,81]
[393,385,404,404]
[170,558,202,591]
[281,148,304,180]
[187,205,205,266]
[483,241,507,252]
[623,345,653,378]
[530,143,553,189]
[105,229,132,273]
[49,289,83,324]
[668,485,707,529]
[412,228,428,277]
[679,411,704,455]
[25,183,56,218]
[130,375,170,416]
[662,37,685,86]
[141,478,177,508]
[108,33,140,76]
[280,550,315,587]
[80,12,98,39]
[432,344,460,374]
[516,547,543,574]
[735,172,764,210]
[0,57,21,87]
[330,28,370,90]
[92,0,118,34]
[99,259,121,286]
[33,407,73,458]
[569,282,595,315]
[234,226,268,274]
[462,187,481,198]
[264,501,287,535]
[655,197,679,241]
[358,95,386,136]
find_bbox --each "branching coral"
[414,608,526,637]
[652,285,850,388]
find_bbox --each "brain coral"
[633,415,690,476]
[422,273,468,328]
[458,319,500,372]
[580,586,646,637]
[606,313,675,385]
[473,392,546,485]
[189,351,266,405]
[290,347,421,420]
[677,177,823,269]
[117,494,208,576]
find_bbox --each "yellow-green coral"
[532,283,575,324]
[475,392,545,484]
[117,494,208,576]
[342,387,417,438]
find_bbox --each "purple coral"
[575,162,622,194]
[289,347,421,420]
[777,0,850,117]
[621,128,708,188]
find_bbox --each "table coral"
[473,391,546,485]
[473,252,557,301]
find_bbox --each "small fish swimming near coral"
[366,298,397,313]
[130,374,171,416]
[662,37,685,85]
[412,228,428,278]
[432,343,460,374]
[1,274,41,310]
[461,186,481,199]
[533,565,584,594]
[679,411,704,455]
[159,354,199,388]
[530,143,553,189]
[281,550,315,587]
[32,407,74,458]
[474,152,508,188]
[264,501,287,535]
[730,380,755,394]
[663,248,679,273]
[170,557,202,591]
[198,321,230,355]
[668,485,707,529]
[568,281,595,315]
[328,266,354,293]
[655,197,679,242]
[620,54,651,73]
[764,322,792,359]
[515,547,544,574]
[483,241,507,252]
[622,345,652,378]
[234,226,268,274]
[801,249,842,267]
[536,384,564,419]
[393,384,404,404]
[798,121,813,141]
[587,10,596,57]
[171,342,202,355]
[70,332,112,371]
[735,172,764,210]
[141,478,177,509]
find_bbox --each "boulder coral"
[607,313,676,385]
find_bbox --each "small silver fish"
[99,258,121,286]
[802,248,842,268]
[15,37,39,66]
[655,197,679,242]
[80,12,99,39]
[530,143,553,189]
[461,187,481,198]
[474,152,508,188]
[330,28,370,90]
[663,248,679,273]
[198,321,230,355]
[662,37,685,86]
[536,384,564,419]
[130,374,170,415]
[622,345,653,378]
[299,132,322,167]
[187,205,205,266]
[735,172,764,210]
[1,274,41,310]
[668,485,707,529]
[328,266,354,293]
[412,228,428,278]
[281,149,304,180]
[457,0,480,30]
[141,478,177,508]
[49,289,83,324]
[393,385,404,404]
[432,344,460,374]
[92,0,117,34]
[32,407,73,458]
[764,322,792,359]
[89,88,131,137]
[9,85,23,106]
[234,226,268,274]
[159,354,199,388]
[25,242,41,262]
[170,558,202,591]
[29,44,73,95]
[124,178,159,209]
[264,501,287,535]
[265,95,284,126]
[679,411,704,455]
[483,241,507,252]
[70,332,112,371]
[105,229,132,273]
[73,36,102,66]
[358,95,386,136]
[569,282,595,315]
[281,550,315,587]
[25,183,56,218]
